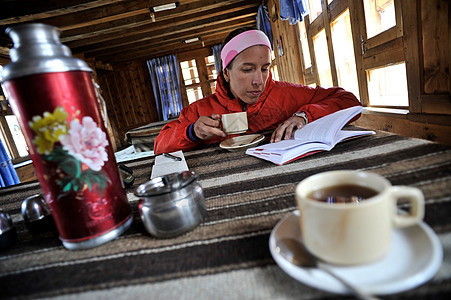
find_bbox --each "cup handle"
[390,186,425,228]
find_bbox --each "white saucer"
[219,134,264,151]
[269,210,443,295]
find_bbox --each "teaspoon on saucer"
[275,237,380,300]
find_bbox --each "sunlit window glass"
[298,20,311,69]
[313,29,333,88]
[363,0,396,39]
[307,0,322,22]
[271,64,280,81]
[180,59,200,85]
[205,55,217,93]
[367,63,408,107]
[331,9,360,99]
[5,115,28,157]
[186,87,203,105]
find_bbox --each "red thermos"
[0,23,132,250]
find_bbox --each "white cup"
[295,170,425,265]
[221,112,248,134]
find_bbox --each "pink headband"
[220,30,272,70]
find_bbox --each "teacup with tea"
[296,170,424,265]
[221,112,248,135]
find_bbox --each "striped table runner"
[1,129,450,299]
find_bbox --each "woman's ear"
[223,68,230,82]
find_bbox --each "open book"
[245,106,375,165]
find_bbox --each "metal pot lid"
[135,171,198,197]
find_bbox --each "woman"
[154,28,361,155]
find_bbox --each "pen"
[163,153,182,161]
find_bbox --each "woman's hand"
[270,116,306,143]
[193,113,226,140]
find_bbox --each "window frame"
[177,48,217,107]
[0,91,30,164]
[298,0,408,109]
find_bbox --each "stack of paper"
[150,150,189,179]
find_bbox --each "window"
[363,0,396,39]
[307,0,323,22]
[367,63,408,107]
[0,65,29,161]
[178,51,219,106]
[298,20,312,69]
[180,59,203,104]
[331,9,359,98]
[205,55,217,94]
[295,0,407,109]
[313,29,333,88]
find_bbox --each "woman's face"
[223,45,271,104]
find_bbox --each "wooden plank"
[0,46,10,59]
[349,0,370,106]
[401,0,423,112]
[66,7,257,49]
[0,0,127,25]
[88,24,231,60]
[39,0,149,31]
[422,0,449,94]
[420,94,451,114]
[15,163,37,183]
[81,16,256,61]
[60,0,252,40]
[322,0,338,86]
[329,0,349,21]
[365,27,398,49]
[362,36,404,70]
[354,113,451,145]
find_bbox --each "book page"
[294,106,365,145]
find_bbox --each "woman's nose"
[252,71,263,85]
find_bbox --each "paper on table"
[150,150,189,179]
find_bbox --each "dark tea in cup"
[296,170,425,265]
[307,184,378,203]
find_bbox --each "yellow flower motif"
[29,107,69,154]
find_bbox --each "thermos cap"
[1,23,91,82]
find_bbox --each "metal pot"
[135,171,206,238]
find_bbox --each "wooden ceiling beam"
[67,7,257,50]
[92,19,254,61]
[99,21,255,63]
[61,0,251,39]
[0,0,128,25]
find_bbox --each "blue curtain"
[279,0,309,24]
[212,44,222,72]
[257,4,274,49]
[147,55,183,121]
[0,139,20,187]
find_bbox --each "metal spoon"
[276,237,380,300]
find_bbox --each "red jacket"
[154,72,361,154]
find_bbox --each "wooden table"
[1,128,450,299]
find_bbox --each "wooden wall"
[268,0,304,84]
[96,61,159,150]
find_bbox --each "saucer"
[219,134,264,152]
[269,210,443,295]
